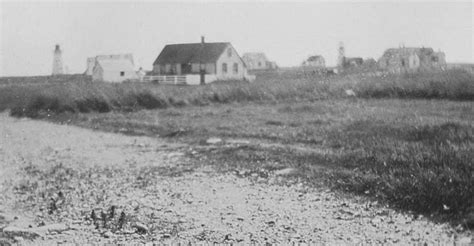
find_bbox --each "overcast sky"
[0,1,472,76]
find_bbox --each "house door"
[181,63,192,74]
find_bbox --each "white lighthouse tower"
[52,44,64,75]
[337,41,345,70]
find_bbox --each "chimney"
[201,36,205,44]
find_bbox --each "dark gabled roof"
[382,47,435,58]
[153,42,230,65]
[345,57,363,62]
[307,55,324,62]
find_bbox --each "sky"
[0,1,472,76]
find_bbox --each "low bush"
[10,94,76,117]
[75,97,111,113]
[168,97,188,107]
[135,92,168,109]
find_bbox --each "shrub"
[135,92,168,109]
[75,97,111,113]
[168,97,188,107]
[10,94,75,118]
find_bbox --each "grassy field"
[58,99,473,226]
[1,69,473,117]
[1,70,473,227]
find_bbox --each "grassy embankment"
[1,70,473,227]
[1,69,472,117]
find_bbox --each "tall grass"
[1,69,473,118]
[326,121,473,222]
[356,71,474,100]
[127,100,470,225]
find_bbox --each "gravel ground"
[0,113,472,245]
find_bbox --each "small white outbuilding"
[92,59,137,83]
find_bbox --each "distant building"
[337,42,364,71]
[357,58,378,72]
[363,58,377,67]
[344,57,364,68]
[85,54,134,76]
[92,59,137,82]
[152,37,250,82]
[137,67,147,82]
[52,44,64,76]
[377,47,446,73]
[302,55,325,68]
[242,53,277,70]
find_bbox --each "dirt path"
[0,113,471,244]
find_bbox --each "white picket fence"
[143,75,186,84]
[142,74,218,85]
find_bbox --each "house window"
[222,63,227,73]
[401,59,405,67]
[233,63,238,73]
[227,48,232,57]
[120,71,125,76]
[258,62,262,67]
[432,56,439,62]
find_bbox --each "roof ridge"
[165,42,230,46]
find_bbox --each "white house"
[377,47,447,73]
[92,59,138,82]
[86,54,134,76]
[242,52,277,70]
[150,37,253,84]
[302,55,325,68]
